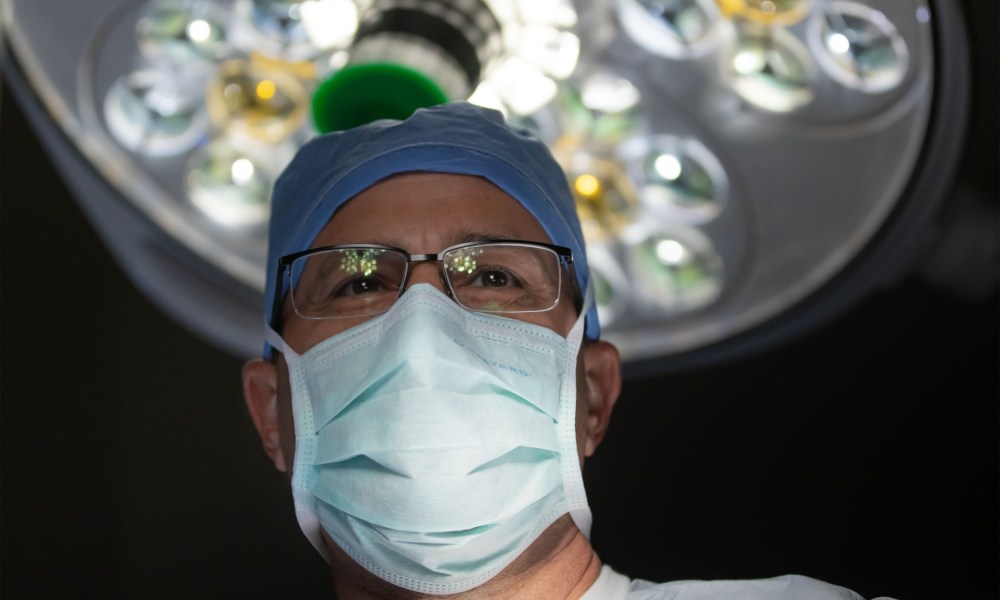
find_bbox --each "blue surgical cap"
[264,101,599,355]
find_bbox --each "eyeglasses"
[272,240,577,325]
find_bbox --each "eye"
[471,268,518,288]
[334,275,389,297]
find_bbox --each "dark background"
[2,9,997,598]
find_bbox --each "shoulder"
[625,574,867,600]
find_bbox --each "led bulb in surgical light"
[643,148,718,218]
[230,158,256,184]
[616,0,722,59]
[255,79,277,100]
[827,32,850,54]
[206,58,308,142]
[732,49,764,75]
[656,239,686,264]
[811,2,909,93]
[579,71,641,116]
[516,25,580,80]
[654,154,682,181]
[187,20,212,43]
[727,28,814,112]
[574,174,602,197]
[136,0,230,64]
[556,70,643,143]
[632,229,724,311]
[621,136,727,223]
[491,57,559,116]
[104,68,206,156]
[299,0,358,49]
[715,0,810,26]
[250,0,306,36]
[242,0,316,60]
[560,151,638,241]
[187,140,271,228]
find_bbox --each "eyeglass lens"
[289,244,563,319]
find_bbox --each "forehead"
[310,172,554,250]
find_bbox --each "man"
[241,102,870,599]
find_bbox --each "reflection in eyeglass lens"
[340,248,386,277]
[292,248,402,318]
[444,247,485,275]
[447,245,561,313]
[291,244,565,319]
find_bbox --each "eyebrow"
[450,229,530,245]
[369,228,545,250]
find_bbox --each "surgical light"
[1,0,977,373]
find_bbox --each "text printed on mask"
[452,338,531,377]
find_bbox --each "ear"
[580,340,621,457]
[242,359,287,472]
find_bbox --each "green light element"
[446,248,484,274]
[312,63,448,133]
[340,248,385,276]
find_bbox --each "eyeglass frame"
[269,239,581,332]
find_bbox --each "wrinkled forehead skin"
[264,101,599,356]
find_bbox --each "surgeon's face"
[280,172,579,353]
[242,172,620,590]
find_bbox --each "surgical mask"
[265,284,592,595]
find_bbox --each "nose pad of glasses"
[401,261,453,298]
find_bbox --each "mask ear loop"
[264,325,292,359]
[560,280,595,539]
[264,324,331,561]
